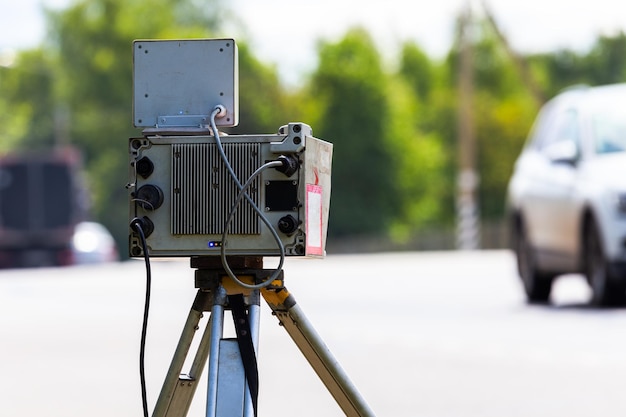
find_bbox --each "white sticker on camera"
[306,184,323,255]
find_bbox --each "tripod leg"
[152,290,213,417]
[208,285,257,417]
[243,290,261,417]
[205,284,227,417]
[262,288,376,417]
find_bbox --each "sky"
[3,0,626,85]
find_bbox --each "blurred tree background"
[2,0,626,255]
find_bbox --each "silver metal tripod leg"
[152,290,214,417]
[264,290,376,417]
[151,283,230,417]
[153,279,259,417]
[205,284,227,417]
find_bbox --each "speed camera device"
[128,39,332,258]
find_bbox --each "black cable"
[131,219,151,417]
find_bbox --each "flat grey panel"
[133,39,238,128]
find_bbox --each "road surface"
[1,250,624,417]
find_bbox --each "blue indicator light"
[208,241,222,248]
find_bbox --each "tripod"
[151,256,375,417]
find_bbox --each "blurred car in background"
[0,148,83,268]
[0,147,118,268]
[507,83,626,306]
[71,221,119,265]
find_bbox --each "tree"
[474,92,537,219]
[529,50,587,97]
[309,28,400,238]
[384,76,447,241]
[584,31,626,85]
[399,42,434,99]
[226,43,296,135]
[0,49,57,152]
[308,30,448,241]
[394,42,449,237]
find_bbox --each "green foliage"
[416,86,459,226]
[385,77,447,241]
[530,50,588,97]
[399,42,434,99]
[474,92,537,218]
[307,29,449,241]
[398,42,458,227]
[530,31,626,97]
[586,32,626,84]
[310,28,399,237]
[473,36,519,96]
[0,50,57,151]
[226,43,296,135]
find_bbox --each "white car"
[507,83,626,306]
[71,221,119,265]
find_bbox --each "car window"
[538,108,581,153]
[526,102,555,151]
[591,107,626,154]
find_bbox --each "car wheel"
[586,220,626,306]
[516,224,553,303]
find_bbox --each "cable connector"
[131,216,155,239]
[275,154,299,177]
[213,104,227,119]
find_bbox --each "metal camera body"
[128,39,332,258]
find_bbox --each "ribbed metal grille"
[171,142,261,235]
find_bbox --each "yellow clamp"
[261,284,290,308]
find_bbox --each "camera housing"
[128,39,332,258]
[128,123,332,257]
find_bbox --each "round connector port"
[131,216,155,238]
[135,156,154,179]
[278,215,299,235]
[135,184,164,211]
[131,246,143,257]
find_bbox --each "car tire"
[585,220,626,307]
[516,224,553,303]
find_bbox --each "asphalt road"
[1,250,625,417]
